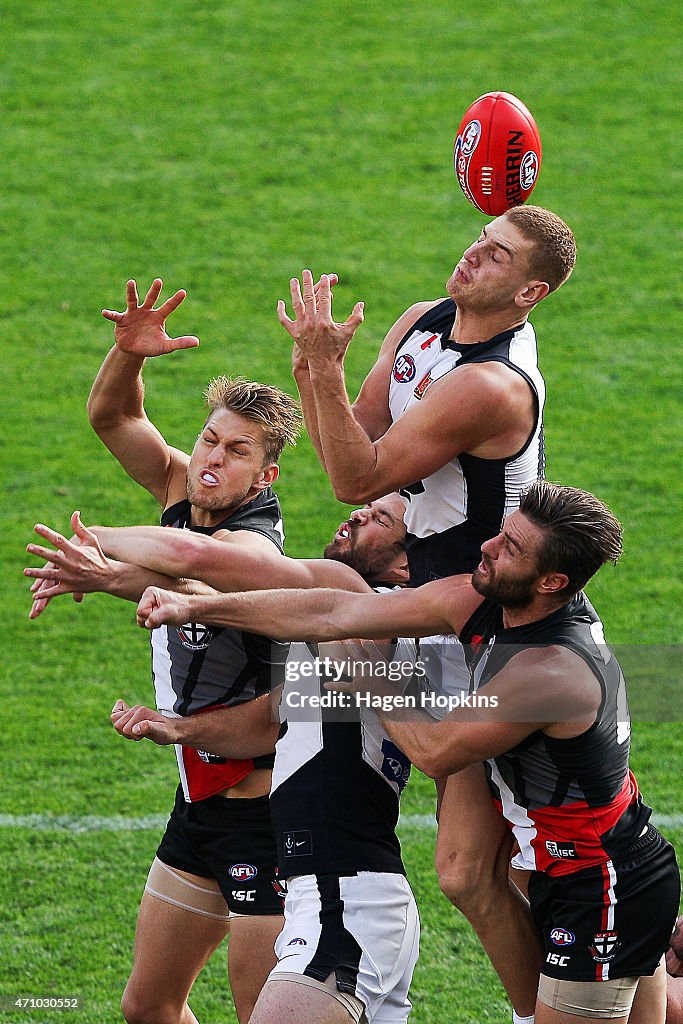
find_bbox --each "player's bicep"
[97,415,189,506]
[335,583,454,640]
[352,301,437,442]
[365,372,510,497]
[352,352,394,441]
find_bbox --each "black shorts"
[156,786,283,916]
[529,823,680,982]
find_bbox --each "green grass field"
[2,1,681,1021]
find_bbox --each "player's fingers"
[33,522,72,550]
[30,583,69,598]
[157,288,186,318]
[313,273,338,298]
[126,279,139,310]
[317,274,332,321]
[24,566,60,580]
[101,309,123,321]
[314,273,338,292]
[73,593,85,604]
[277,300,296,335]
[167,335,200,351]
[70,510,95,543]
[345,301,365,331]
[142,278,163,309]
[29,597,50,620]
[290,277,305,316]
[30,574,53,592]
[26,542,63,562]
[301,269,315,312]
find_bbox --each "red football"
[454,92,542,216]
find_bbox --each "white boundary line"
[0,812,682,832]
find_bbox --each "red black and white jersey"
[462,594,652,876]
[388,298,545,584]
[150,489,287,802]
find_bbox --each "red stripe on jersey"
[510,772,641,876]
[420,334,438,349]
[180,747,254,802]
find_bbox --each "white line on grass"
[1,812,682,832]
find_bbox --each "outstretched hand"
[25,511,107,618]
[137,586,191,630]
[102,278,200,357]
[278,271,363,366]
[111,699,180,745]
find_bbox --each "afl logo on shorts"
[287,937,307,946]
[177,621,214,650]
[550,928,575,947]
[230,864,258,881]
[393,354,416,383]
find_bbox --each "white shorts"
[269,872,420,1023]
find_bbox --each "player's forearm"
[378,715,473,778]
[100,560,186,602]
[168,586,444,643]
[171,698,279,758]
[169,588,345,641]
[293,364,329,471]
[93,525,196,579]
[93,526,308,594]
[87,345,146,430]
[308,361,383,503]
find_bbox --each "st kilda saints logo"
[177,621,215,650]
[590,931,620,964]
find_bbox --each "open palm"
[102,278,199,357]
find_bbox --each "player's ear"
[515,280,549,308]
[385,558,410,586]
[539,571,568,595]
[257,463,279,489]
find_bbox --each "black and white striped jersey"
[388,298,546,584]
[270,634,414,877]
[150,488,287,801]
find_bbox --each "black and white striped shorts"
[269,872,420,1023]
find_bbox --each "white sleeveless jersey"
[270,612,416,877]
[388,298,546,584]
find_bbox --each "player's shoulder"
[383,298,448,345]
[427,355,530,408]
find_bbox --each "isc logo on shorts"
[546,952,571,967]
[545,840,577,859]
[229,863,258,881]
[231,890,256,902]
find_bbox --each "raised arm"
[90,523,372,594]
[289,272,339,469]
[278,274,531,503]
[136,575,481,644]
[88,279,199,505]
